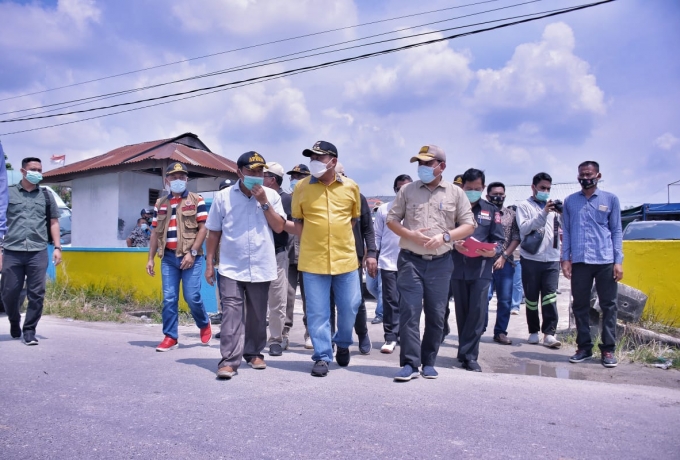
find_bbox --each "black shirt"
[273,189,291,250]
[353,194,377,260]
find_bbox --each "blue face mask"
[417,165,437,184]
[536,191,550,202]
[25,170,43,185]
[243,176,264,191]
[289,179,299,190]
[170,179,186,194]
[140,223,149,231]
[465,190,482,203]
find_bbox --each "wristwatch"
[261,203,270,211]
[54,246,62,251]
[190,249,198,257]
[442,231,451,243]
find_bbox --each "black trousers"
[520,257,559,335]
[451,278,492,361]
[330,267,368,338]
[571,263,618,353]
[2,249,49,333]
[380,269,399,342]
[397,251,453,368]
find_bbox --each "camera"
[552,199,563,213]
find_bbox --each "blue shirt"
[561,188,623,264]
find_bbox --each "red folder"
[460,237,497,258]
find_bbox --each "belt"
[275,246,287,254]
[401,249,450,261]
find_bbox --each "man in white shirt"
[205,152,287,380]
[374,174,413,353]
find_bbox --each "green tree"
[4,153,11,170]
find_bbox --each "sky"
[0,0,679,207]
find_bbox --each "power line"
[0,0,507,103]
[1,0,544,117]
[0,0,616,136]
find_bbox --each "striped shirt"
[561,188,623,264]
[152,191,207,251]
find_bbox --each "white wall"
[71,173,120,247]
[118,171,165,242]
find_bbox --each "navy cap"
[165,162,188,175]
[302,140,338,158]
[236,151,266,170]
[219,179,232,190]
[286,164,311,176]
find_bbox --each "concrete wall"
[118,171,164,241]
[623,241,680,326]
[71,173,120,247]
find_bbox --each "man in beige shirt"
[387,145,475,381]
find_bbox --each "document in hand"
[461,237,497,258]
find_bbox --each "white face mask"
[309,160,331,178]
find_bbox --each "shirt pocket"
[594,209,609,226]
[181,208,198,229]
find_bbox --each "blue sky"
[1,0,679,206]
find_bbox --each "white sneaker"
[543,334,562,349]
[527,333,540,344]
[304,337,313,349]
[510,309,520,316]
[381,341,397,354]
[282,337,290,350]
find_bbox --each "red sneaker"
[200,324,212,345]
[156,336,178,352]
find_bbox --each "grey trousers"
[267,250,288,344]
[218,274,270,370]
[2,250,49,333]
[285,263,307,339]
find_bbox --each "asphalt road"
[1,304,679,459]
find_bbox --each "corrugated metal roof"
[43,133,237,180]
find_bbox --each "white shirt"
[516,197,561,262]
[374,201,401,271]
[205,181,286,282]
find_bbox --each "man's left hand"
[613,263,623,282]
[251,184,268,205]
[53,249,62,266]
[180,253,195,270]
[365,257,378,279]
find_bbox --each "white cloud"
[655,132,679,150]
[474,22,605,117]
[322,108,354,126]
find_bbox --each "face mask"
[140,223,149,231]
[170,179,186,194]
[309,160,331,178]
[536,191,550,202]
[25,171,43,185]
[465,190,482,203]
[417,165,437,184]
[242,176,264,190]
[289,179,299,189]
[579,177,598,189]
[488,195,505,207]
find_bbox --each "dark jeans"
[397,251,453,369]
[330,267,368,338]
[451,278,491,362]
[520,257,559,335]
[285,263,306,339]
[491,261,515,336]
[381,269,399,342]
[571,263,618,353]
[2,250,49,333]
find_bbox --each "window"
[148,189,160,207]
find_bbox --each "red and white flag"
[51,154,65,165]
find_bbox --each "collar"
[167,189,189,199]
[417,178,445,190]
[579,187,599,198]
[17,182,40,193]
[309,173,344,185]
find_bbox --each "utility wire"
[0,0,507,103]
[1,0,544,117]
[0,0,616,136]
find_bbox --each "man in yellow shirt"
[291,141,362,377]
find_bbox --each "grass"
[43,280,163,323]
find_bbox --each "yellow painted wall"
[623,241,680,326]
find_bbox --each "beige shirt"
[387,179,475,256]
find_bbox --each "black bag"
[520,228,544,254]
[42,188,54,245]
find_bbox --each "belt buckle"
[422,254,433,261]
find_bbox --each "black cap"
[165,162,189,175]
[219,179,232,190]
[140,208,152,216]
[236,151,266,170]
[302,140,338,158]
[286,164,311,176]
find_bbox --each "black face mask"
[488,195,505,207]
[579,177,598,189]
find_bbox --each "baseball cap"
[302,140,338,158]
[218,179,232,190]
[410,145,446,163]
[286,164,311,176]
[140,208,152,216]
[265,162,285,178]
[453,174,463,185]
[237,151,266,170]
[165,162,188,175]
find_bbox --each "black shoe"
[268,343,283,356]
[371,316,383,325]
[358,334,371,355]
[215,331,221,339]
[311,360,329,377]
[569,349,593,363]
[601,351,618,368]
[463,360,482,372]
[336,347,350,367]
[10,322,21,339]
[23,331,39,346]
[208,313,222,325]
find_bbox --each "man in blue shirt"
[561,161,623,368]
